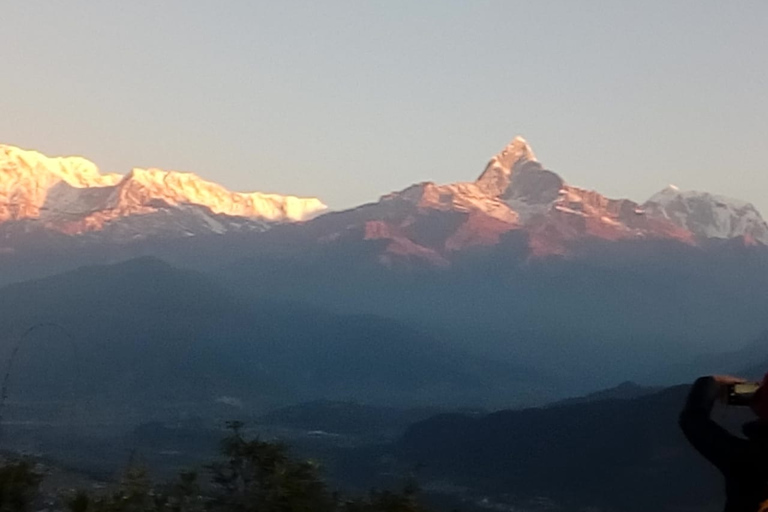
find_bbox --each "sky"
[2,1,767,211]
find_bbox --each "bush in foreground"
[4,422,432,512]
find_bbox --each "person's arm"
[679,375,747,470]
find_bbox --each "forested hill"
[398,384,743,511]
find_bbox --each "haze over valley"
[3,2,767,510]
[0,136,766,510]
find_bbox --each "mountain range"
[1,137,767,397]
[304,136,767,266]
[0,257,544,415]
[1,138,766,269]
[397,384,718,512]
[0,143,326,241]
[2,137,768,510]
[1,138,768,395]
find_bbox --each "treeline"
[0,422,433,512]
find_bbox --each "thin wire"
[0,323,81,440]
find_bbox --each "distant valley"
[1,139,767,510]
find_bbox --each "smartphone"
[727,382,761,406]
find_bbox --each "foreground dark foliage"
[0,459,42,512]
[2,422,431,512]
[399,385,726,512]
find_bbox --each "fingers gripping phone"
[727,382,761,406]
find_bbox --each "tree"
[341,479,431,512]
[58,420,434,512]
[66,461,160,512]
[207,421,336,512]
[0,459,42,512]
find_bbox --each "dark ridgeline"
[0,257,540,413]
[0,140,767,511]
[398,385,731,511]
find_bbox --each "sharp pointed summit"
[0,137,765,270]
[475,136,540,197]
[295,134,767,265]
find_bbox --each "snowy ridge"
[643,185,768,244]
[475,136,538,197]
[1,138,764,258]
[338,136,766,264]
[0,144,327,239]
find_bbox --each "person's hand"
[712,375,747,385]
[710,375,748,403]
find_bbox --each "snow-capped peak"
[643,187,768,244]
[494,136,537,170]
[0,144,122,188]
[358,135,768,264]
[116,167,326,221]
[475,136,539,197]
[0,144,122,221]
[0,144,327,238]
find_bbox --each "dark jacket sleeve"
[679,376,747,470]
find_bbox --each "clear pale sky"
[2,1,767,211]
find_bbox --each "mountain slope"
[0,144,327,240]
[643,185,768,243]
[0,258,543,413]
[1,137,766,279]
[398,384,729,511]
[274,136,765,266]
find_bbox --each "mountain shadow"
[397,384,737,511]
[0,257,542,419]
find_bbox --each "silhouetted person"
[680,374,768,511]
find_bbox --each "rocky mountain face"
[0,138,765,268]
[307,136,767,266]
[644,185,768,244]
[0,144,327,240]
